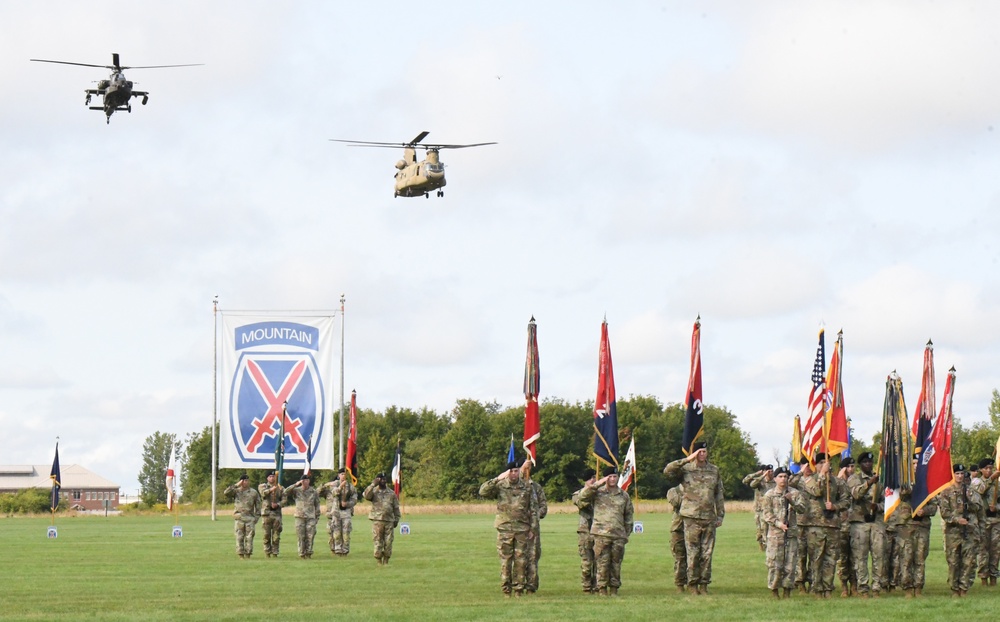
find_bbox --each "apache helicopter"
[331,131,496,198]
[30,53,203,124]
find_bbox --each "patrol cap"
[840,457,854,467]
[954,464,966,473]
[603,466,618,477]
[239,473,249,481]
[582,468,596,480]
[858,452,874,463]
[980,458,995,469]
[692,441,707,451]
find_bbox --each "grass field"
[4,507,998,621]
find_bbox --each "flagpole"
[339,294,346,468]
[211,296,218,521]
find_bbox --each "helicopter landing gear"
[85,94,91,105]
[127,104,132,113]
[106,116,110,125]
[393,191,398,198]
[436,190,444,197]
[424,193,429,199]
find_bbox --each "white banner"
[220,314,336,470]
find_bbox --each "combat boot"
[783,588,792,598]
[983,578,989,587]
[915,587,922,596]
[700,585,709,595]
[771,589,780,600]
[991,577,997,586]
[840,581,849,598]
[676,585,686,594]
[598,587,608,596]
[609,587,619,596]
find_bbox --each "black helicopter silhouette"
[30,53,203,124]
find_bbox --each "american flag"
[802,329,827,462]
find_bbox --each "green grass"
[3,509,998,621]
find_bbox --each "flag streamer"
[345,390,358,485]
[681,317,703,455]
[879,372,915,521]
[912,365,956,512]
[592,320,619,467]
[823,331,849,456]
[522,317,540,465]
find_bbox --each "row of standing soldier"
[223,467,398,564]
[745,452,999,598]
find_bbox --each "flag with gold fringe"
[880,372,914,521]
[681,317,704,455]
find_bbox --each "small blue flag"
[507,433,515,464]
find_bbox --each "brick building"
[0,464,120,511]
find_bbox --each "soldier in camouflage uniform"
[258,471,284,558]
[974,458,999,586]
[789,457,813,592]
[801,453,850,598]
[835,457,856,596]
[577,467,634,596]
[666,484,688,592]
[886,489,917,596]
[572,468,597,593]
[847,452,885,597]
[520,460,548,593]
[743,465,774,552]
[282,474,320,559]
[910,493,937,596]
[939,464,983,596]
[224,473,262,559]
[364,472,401,565]
[663,440,725,595]
[761,467,807,598]
[318,468,357,556]
[480,460,536,596]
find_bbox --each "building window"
[72,490,81,500]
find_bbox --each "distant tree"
[181,425,216,503]
[358,430,392,486]
[439,400,503,500]
[138,431,181,506]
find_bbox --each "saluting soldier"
[258,470,284,558]
[318,467,357,556]
[761,467,807,598]
[224,472,262,559]
[663,440,725,595]
[480,460,536,596]
[283,473,320,559]
[364,472,401,565]
[939,464,983,596]
[521,459,548,593]
[743,464,775,552]
[572,468,597,593]
[577,466,634,596]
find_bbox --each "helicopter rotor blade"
[112,53,121,71]
[329,139,412,148]
[422,142,498,150]
[119,63,205,70]
[410,131,430,145]
[30,58,114,69]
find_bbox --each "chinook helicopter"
[331,131,496,198]
[30,53,203,124]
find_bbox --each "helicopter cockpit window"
[426,162,444,173]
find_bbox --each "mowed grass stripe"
[3,510,998,621]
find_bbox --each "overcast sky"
[2,2,999,498]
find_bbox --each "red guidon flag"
[391,439,402,498]
[345,390,358,485]
[823,331,849,456]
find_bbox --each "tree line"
[136,389,1000,508]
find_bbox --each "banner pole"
[339,294,346,468]
[211,296,218,521]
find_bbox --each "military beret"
[239,473,249,481]
[582,468,596,480]
[773,466,789,476]
[840,457,854,467]
[814,452,827,462]
[979,458,994,470]
[300,473,311,481]
[337,467,346,474]
[506,460,518,471]
[954,464,966,473]
[858,452,874,463]
[764,464,773,471]
[692,441,707,451]
[265,470,276,477]
[970,463,980,473]
[376,472,387,479]
[798,455,810,465]
[603,466,618,477]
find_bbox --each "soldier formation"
[745,451,1000,599]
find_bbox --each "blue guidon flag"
[220,315,336,470]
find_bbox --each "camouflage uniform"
[938,480,983,594]
[846,470,886,595]
[886,495,916,591]
[283,481,320,558]
[761,485,807,592]
[525,479,548,593]
[663,457,725,592]
[572,485,597,593]
[743,470,772,551]
[801,470,849,596]
[224,481,261,558]
[973,472,999,583]
[667,485,688,589]
[578,481,634,594]
[479,474,536,595]
[909,498,937,591]
[789,471,813,591]
[318,478,357,556]
[835,472,854,593]
[258,480,284,557]
[363,482,401,564]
